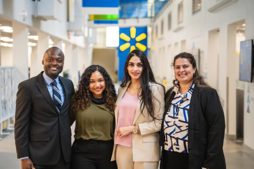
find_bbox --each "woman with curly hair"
[70,65,117,169]
[111,50,165,169]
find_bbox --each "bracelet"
[132,124,138,134]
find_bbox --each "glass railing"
[0,67,18,136]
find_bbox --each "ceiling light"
[0,26,13,33]
[0,37,13,42]
[28,42,37,47]
[0,42,13,47]
[28,35,39,41]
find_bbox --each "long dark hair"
[72,65,116,112]
[172,52,208,87]
[121,49,159,119]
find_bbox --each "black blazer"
[160,85,226,169]
[15,72,74,165]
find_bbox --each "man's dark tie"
[51,80,63,112]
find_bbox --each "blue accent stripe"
[93,20,118,24]
[82,0,119,7]
[183,109,188,121]
[121,0,147,3]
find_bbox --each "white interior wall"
[3,0,69,40]
[151,0,254,149]
[12,22,29,81]
[77,47,86,73]
[207,29,219,89]
[70,46,79,87]
[12,0,34,25]
[94,28,106,48]
[243,3,254,149]
[0,47,13,66]
[244,84,254,149]
[40,0,68,39]
[0,0,3,15]
[64,43,73,78]
[226,23,237,136]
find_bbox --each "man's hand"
[21,158,34,169]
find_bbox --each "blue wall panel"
[118,26,147,81]
[82,0,119,7]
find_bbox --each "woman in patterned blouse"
[160,52,226,169]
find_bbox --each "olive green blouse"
[74,103,115,141]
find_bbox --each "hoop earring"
[173,79,179,86]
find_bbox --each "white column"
[226,24,237,137]
[64,43,73,80]
[71,46,79,87]
[54,40,64,50]
[53,40,65,77]
[30,32,49,77]
[78,47,86,73]
[84,37,93,69]
[12,22,29,81]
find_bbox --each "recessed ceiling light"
[0,26,13,33]
[0,37,13,42]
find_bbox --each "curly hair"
[121,50,162,119]
[72,65,116,113]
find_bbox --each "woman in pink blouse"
[111,50,165,169]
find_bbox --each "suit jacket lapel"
[188,86,198,130]
[36,73,57,112]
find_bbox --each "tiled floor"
[0,132,254,169]
[224,139,254,169]
[0,132,19,169]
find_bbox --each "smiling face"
[127,55,143,81]
[174,58,196,85]
[89,71,106,98]
[42,52,64,79]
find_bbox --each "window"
[161,19,164,35]
[192,0,202,14]
[177,1,183,24]
[168,13,172,30]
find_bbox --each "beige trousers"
[115,145,158,169]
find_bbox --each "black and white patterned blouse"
[163,84,195,154]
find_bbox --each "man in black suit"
[15,47,75,169]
